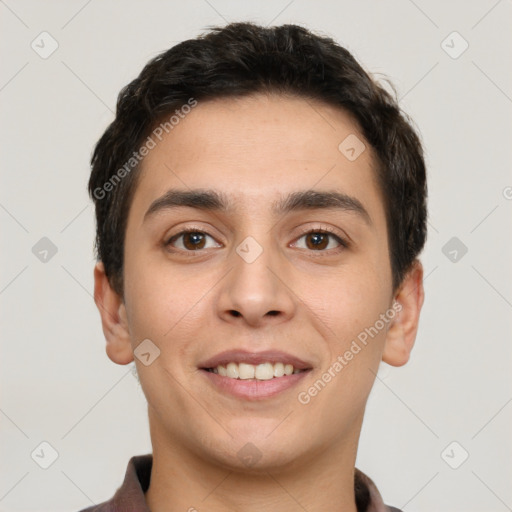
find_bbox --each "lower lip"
[200,369,312,400]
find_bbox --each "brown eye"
[305,232,329,250]
[166,231,221,251]
[293,230,346,252]
[182,232,206,250]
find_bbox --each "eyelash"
[164,226,349,255]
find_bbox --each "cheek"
[123,245,174,341]
[305,258,390,334]
[123,248,214,356]
[301,274,389,427]
[301,263,391,396]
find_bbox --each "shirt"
[77,454,403,512]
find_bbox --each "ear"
[382,260,425,367]
[93,261,134,365]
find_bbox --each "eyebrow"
[143,188,371,225]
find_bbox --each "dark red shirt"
[77,454,402,512]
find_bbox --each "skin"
[94,93,424,512]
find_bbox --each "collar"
[80,453,400,512]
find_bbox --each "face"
[95,93,423,472]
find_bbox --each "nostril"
[228,310,279,318]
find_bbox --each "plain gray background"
[1,1,511,511]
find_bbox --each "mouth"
[202,362,307,379]
[198,350,313,400]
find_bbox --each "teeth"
[209,362,304,380]
[274,362,284,377]
[239,363,255,379]
[255,362,273,380]
[226,362,239,379]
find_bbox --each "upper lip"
[199,350,312,370]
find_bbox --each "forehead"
[131,93,385,222]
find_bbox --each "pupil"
[308,233,327,250]
[185,232,204,249]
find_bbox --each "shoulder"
[355,467,403,512]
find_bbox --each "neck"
[145,411,360,512]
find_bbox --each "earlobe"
[382,260,425,367]
[93,262,134,365]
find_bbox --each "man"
[84,21,426,512]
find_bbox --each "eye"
[164,227,348,254]
[165,230,222,251]
[292,229,347,252]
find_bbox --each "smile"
[200,366,312,400]
[205,361,305,380]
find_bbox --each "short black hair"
[89,21,427,297]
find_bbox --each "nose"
[216,237,297,328]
